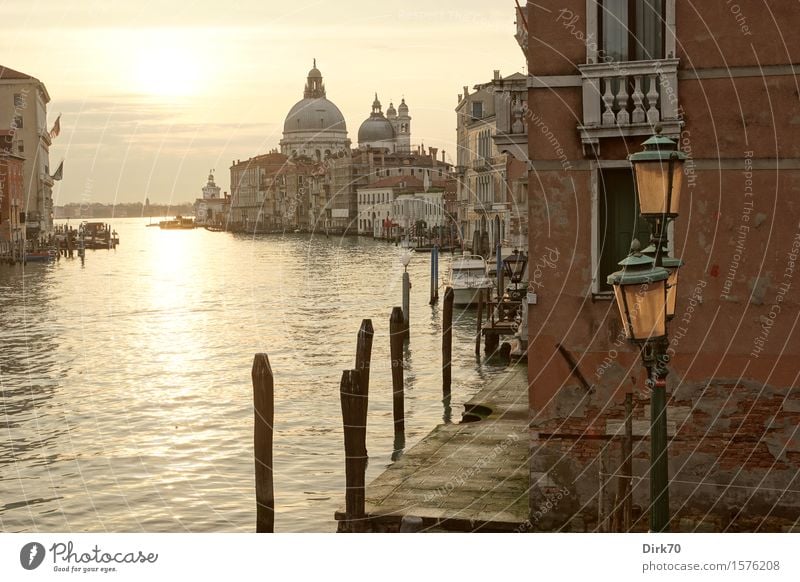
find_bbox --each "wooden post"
[390,307,405,435]
[475,288,484,356]
[354,319,374,395]
[433,245,439,302]
[402,271,410,339]
[340,369,368,532]
[442,287,454,399]
[598,447,607,533]
[623,392,633,531]
[252,353,274,533]
[429,246,437,305]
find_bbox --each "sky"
[2,0,525,205]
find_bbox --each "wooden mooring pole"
[390,307,405,435]
[355,319,374,394]
[402,270,411,340]
[340,369,369,532]
[442,287,454,399]
[475,287,484,356]
[252,353,274,533]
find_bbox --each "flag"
[49,114,61,139]
[51,161,63,181]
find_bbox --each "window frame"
[586,0,676,64]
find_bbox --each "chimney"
[441,150,446,163]
[494,69,501,80]
[429,147,438,162]
[463,86,469,99]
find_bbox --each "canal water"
[0,218,507,532]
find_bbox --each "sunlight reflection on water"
[0,218,506,532]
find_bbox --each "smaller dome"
[398,98,409,115]
[386,102,397,118]
[358,117,396,144]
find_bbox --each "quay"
[335,363,529,532]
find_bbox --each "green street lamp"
[607,241,670,342]
[630,127,687,268]
[643,244,684,321]
[607,128,688,533]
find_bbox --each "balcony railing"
[472,156,491,171]
[577,59,681,147]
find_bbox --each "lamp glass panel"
[635,159,685,215]
[634,161,668,215]
[622,280,667,340]
[613,285,631,338]
[666,268,679,317]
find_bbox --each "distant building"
[0,65,55,238]
[280,61,350,161]
[0,130,25,254]
[194,171,229,226]
[232,62,452,234]
[357,95,411,153]
[357,174,451,238]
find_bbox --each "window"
[13,93,24,108]
[599,0,665,62]
[597,168,651,292]
[471,101,484,119]
[13,115,23,129]
[15,140,23,154]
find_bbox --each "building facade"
[193,171,229,226]
[522,0,800,531]
[0,65,54,238]
[456,73,510,256]
[0,130,25,256]
[357,95,412,153]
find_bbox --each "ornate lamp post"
[608,129,686,532]
[502,250,528,302]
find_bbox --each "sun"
[133,40,201,98]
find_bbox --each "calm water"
[0,218,505,532]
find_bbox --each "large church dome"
[283,98,347,134]
[280,60,350,159]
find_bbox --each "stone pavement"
[335,364,530,532]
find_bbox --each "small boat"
[25,250,57,263]
[204,224,225,232]
[159,216,196,229]
[448,255,494,307]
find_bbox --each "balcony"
[472,156,491,171]
[492,74,528,163]
[577,59,681,150]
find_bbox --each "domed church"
[358,95,411,153]
[280,60,351,160]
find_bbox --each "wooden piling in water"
[340,369,369,532]
[354,319,374,395]
[475,288,484,356]
[252,353,274,533]
[390,307,405,435]
[402,271,411,340]
[442,286,453,399]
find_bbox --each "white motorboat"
[448,255,494,306]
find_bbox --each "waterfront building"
[455,73,527,257]
[520,0,800,531]
[356,173,451,237]
[193,171,229,226]
[0,130,25,254]
[0,65,55,238]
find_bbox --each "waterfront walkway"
[336,364,530,532]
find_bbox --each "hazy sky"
[3,0,525,205]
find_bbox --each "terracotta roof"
[0,65,34,80]
[368,175,424,189]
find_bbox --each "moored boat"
[448,255,494,306]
